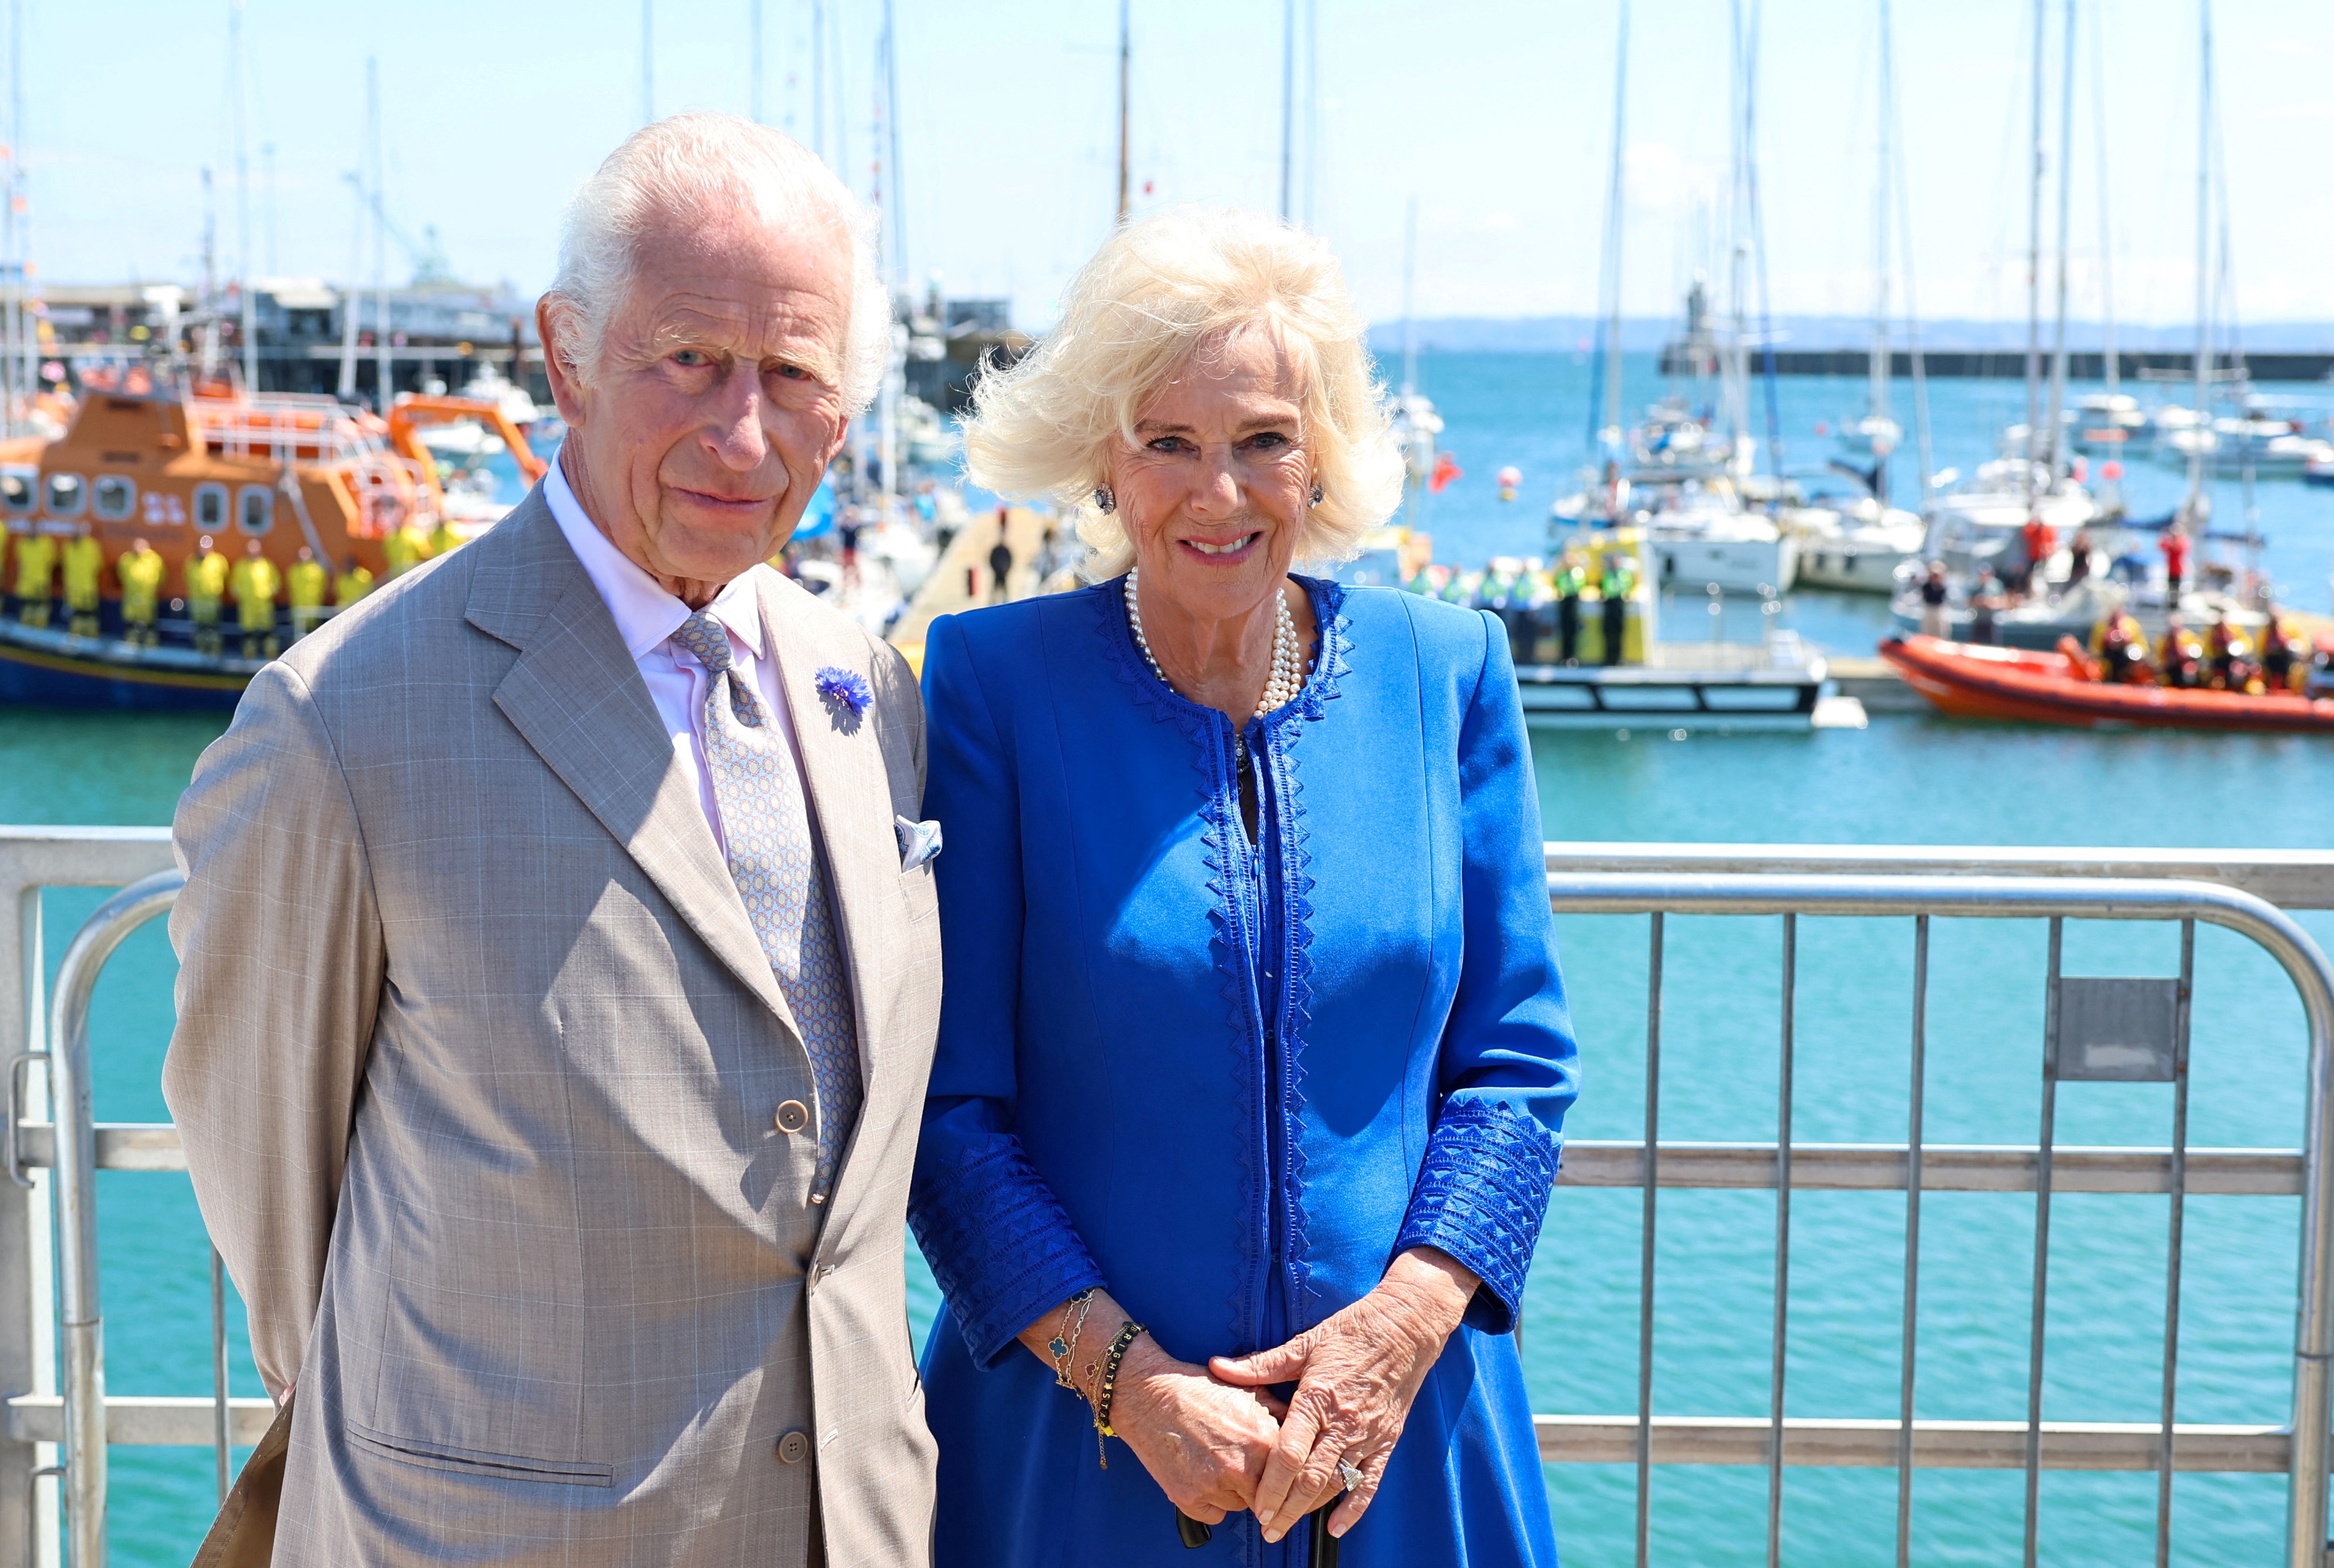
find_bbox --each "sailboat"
[1793,0,1926,594]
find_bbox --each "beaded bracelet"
[1090,1320,1146,1469]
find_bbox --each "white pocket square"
[895,815,944,871]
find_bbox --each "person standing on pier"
[183,535,227,656]
[62,522,102,638]
[10,524,53,627]
[286,545,328,641]
[332,551,374,615]
[230,538,281,660]
[167,113,941,1568]
[116,537,163,646]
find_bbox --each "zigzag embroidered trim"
[909,1138,1106,1368]
[1394,1097,1563,1336]
[1088,576,1352,1341]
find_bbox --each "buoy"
[1496,465,1521,502]
[2101,460,2124,481]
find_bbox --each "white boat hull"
[1648,533,1800,595]
[1795,541,1917,594]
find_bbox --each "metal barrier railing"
[1539,869,2334,1568]
[3,829,2332,1565]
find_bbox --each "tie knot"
[674,610,735,672]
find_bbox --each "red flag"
[1428,452,1462,494]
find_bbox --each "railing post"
[47,872,183,1568]
[0,877,52,1568]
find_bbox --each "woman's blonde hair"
[960,208,1405,580]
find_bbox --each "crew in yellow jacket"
[334,555,375,611]
[10,528,55,628]
[286,546,328,641]
[428,515,463,561]
[185,536,229,658]
[229,539,282,660]
[384,521,432,577]
[62,525,104,638]
[116,538,165,646]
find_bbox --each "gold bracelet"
[1047,1289,1098,1393]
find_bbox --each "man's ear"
[821,416,853,469]
[537,296,591,427]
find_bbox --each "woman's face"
[1110,328,1313,623]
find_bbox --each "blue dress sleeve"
[1394,608,1581,1334]
[907,614,1107,1369]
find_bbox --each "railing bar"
[2157,918,2194,1567]
[1896,914,1928,1568]
[1636,912,1663,1568]
[210,1248,229,1505]
[2024,917,2064,1568]
[1768,913,1795,1568]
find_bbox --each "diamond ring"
[1336,1458,1364,1492]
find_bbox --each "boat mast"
[750,0,764,122]
[1587,0,1630,463]
[640,0,654,125]
[2020,0,2044,506]
[1279,0,1294,221]
[1,0,20,435]
[2184,0,2210,523]
[2042,0,2075,483]
[1115,0,1130,223]
[1884,0,1934,509]
[1401,195,1419,400]
[1304,0,1319,229]
[370,59,389,412]
[1868,0,1894,496]
[1724,0,1752,477]
[232,0,256,392]
[2089,8,2117,399]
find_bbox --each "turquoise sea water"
[5,351,2332,1564]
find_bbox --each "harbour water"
[6,350,2333,1564]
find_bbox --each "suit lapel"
[757,575,897,1129]
[470,501,798,1037]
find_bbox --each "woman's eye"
[1146,436,1190,454]
[1247,431,1291,451]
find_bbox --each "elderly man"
[165,114,939,1566]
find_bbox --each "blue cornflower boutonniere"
[814,665,874,720]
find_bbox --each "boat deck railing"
[2,829,2331,1565]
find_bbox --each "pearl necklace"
[1124,566,1305,723]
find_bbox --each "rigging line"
[1885,0,1934,508]
[2044,0,2076,482]
[1742,0,1781,474]
[2088,0,2117,395]
[1588,0,1630,461]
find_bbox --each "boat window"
[237,484,274,536]
[0,469,32,514]
[45,473,85,516]
[93,475,136,522]
[193,483,228,531]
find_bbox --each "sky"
[20,0,2332,336]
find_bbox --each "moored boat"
[1880,633,2334,731]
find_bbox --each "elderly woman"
[908,209,1578,1566]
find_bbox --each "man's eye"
[672,350,711,368]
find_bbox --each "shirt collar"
[545,458,767,662]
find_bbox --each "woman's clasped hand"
[1030,1246,1478,1541]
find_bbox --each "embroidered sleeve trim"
[907,1137,1106,1370]
[1394,1096,1562,1335]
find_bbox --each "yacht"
[1783,493,1926,594]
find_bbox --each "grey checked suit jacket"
[164,490,941,1567]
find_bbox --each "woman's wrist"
[1379,1245,1480,1348]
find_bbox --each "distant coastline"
[1365,315,2334,355]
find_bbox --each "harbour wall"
[1661,346,2334,381]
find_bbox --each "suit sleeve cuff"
[1394,1098,1561,1335]
[909,1137,1107,1369]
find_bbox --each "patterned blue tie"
[673,610,863,1203]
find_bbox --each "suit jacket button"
[777,1429,811,1465]
[776,1100,810,1134]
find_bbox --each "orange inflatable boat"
[1880,634,2334,732]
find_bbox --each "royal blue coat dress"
[908,576,1579,1567]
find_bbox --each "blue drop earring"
[1093,486,1116,513]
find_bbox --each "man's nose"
[703,363,772,470]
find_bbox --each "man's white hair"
[960,207,1404,580]
[543,113,890,415]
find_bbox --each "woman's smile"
[1180,531,1263,562]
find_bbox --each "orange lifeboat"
[1880,634,2334,732]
